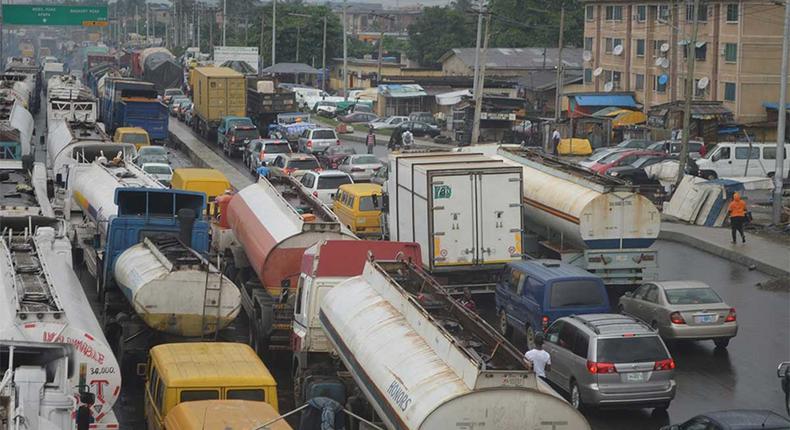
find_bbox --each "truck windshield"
[549,280,606,308]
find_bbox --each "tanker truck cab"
[496,260,610,348]
[145,343,278,430]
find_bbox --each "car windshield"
[265,143,291,153]
[353,155,380,165]
[596,337,668,363]
[549,280,606,308]
[140,147,166,156]
[230,118,253,128]
[359,195,382,211]
[234,129,259,140]
[122,133,148,144]
[664,287,722,305]
[144,165,171,174]
[317,175,352,189]
[313,130,336,139]
[289,159,320,170]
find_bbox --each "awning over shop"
[379,84,427,98]
[591,107,632,117]
[763,102,790,110]
[573,94,637,108]
[612,110,647,127]
[688,103,731,119]
[436,89,472,106]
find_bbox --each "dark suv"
[222,125,260,158]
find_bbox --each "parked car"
[578,148,629,169]
[336,154,384,182]
[217,116,254,148]
[176,99,192,121]
[298,170,354,207]
[660,410,790,430]
[409,111,437,125]
[369,115,409,130]
[297,128,340,154]
[338,111,379,124]
[496,260,610,348]
[696,142,790,179]
[647,140,705,159]
[370,163,388,186]
[135,146,169,165]
[606,154,673,178]
[317,145,357,169]
[588,150,665,174]
[313,100,338,117]
[618,281,738,348]
[168,95,189,116]
[243,139,292,174]
[543,314,676,412]
[162,88,184,105]
[141,162,174,186]
[393,121,441,138]
[268,153,321,177]
[222,124,260,158]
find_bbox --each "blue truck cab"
[101,188,209,294]
[101,78,169,143]
[495,259,611,347]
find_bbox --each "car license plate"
[625,372,645,382]
[694,314,717,324]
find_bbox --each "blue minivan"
[495,259,610,347]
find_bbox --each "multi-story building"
[581,1,787,123]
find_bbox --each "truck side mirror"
[40,135,45,146]
[381,194,389,212]
[55,173,63,187]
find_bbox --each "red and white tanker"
[212,174,355,352]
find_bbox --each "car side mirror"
[711,153,721,162]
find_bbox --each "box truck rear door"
[431,174,475,268]
[477,171,523,264]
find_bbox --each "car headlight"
[609,171,619,177]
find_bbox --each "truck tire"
[499,310,513,340]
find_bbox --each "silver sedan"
[336,154,383,182]
[618,281,738,348]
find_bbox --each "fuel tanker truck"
[493,146,661,289]
[0,167,120,428]
[67,160,241,373]
[316,257,591,430]
[211,174,355,353]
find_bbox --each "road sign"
[2,5,108,26]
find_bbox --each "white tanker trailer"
[319,258,590,430]
[46,74,97,129]
[46,119,134,183]
[68,161,240,339]
[0,220,121,428]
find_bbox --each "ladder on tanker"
[2,227,62,317]
[200,258,224,339]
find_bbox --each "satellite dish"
[583,51,593,62]
[660,42,671,53]
[698,76,710,89]
[658,74,669,85]
[593,67,603,77]
[655,57,664,67]
[613,45,624,56]
[660,58,670,69]
[604,82,614,92]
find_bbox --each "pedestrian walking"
[551,128,561,156]
[524,333,551,379]
[366,128,376,154]
[728,192,748,244]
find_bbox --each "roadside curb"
[658,229,790,278]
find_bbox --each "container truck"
[386,152,525,292]
[191,67,246,138]
[66,161,241,374]
[211,175,355,353]
[496,147,660,290]
[100,77,169,142]
[246,78,296,132]
[316,257,591,430]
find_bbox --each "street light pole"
[553,5,565,122]
[222,0,226,46]
[470,13,490,146]
[342,0,348,100]
[296,25,301,62]
[675,0,701,188]
[773,0,790,224]
[272,0,277,66]
[322,16,327,91]
[472,0,484,98]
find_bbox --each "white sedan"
[141,162,174,187]
[369,116,409,130]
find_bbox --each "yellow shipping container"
[191,66,246,135]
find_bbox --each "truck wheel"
[525,325,537,350]
[499,310,513,340]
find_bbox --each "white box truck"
[387,152,524,290]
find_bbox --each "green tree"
[407,6,475,67]
[488,0,583,48]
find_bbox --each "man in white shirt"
[551,129,561,156]
[524,333,551,379]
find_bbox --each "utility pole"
[222,0,227,46]
[773,0,790,224]
[322,16,327,91]
[209,7,214,53]
[472,0,484,98]
[296,25,301,62]
[371,13,394,86]
[675,0,701,188]
[342,0,348,100]
[470,13,491,146]
[272,0,277,66]
[197,2,201,52]
[136,5,140,37]
[260,11,266,68]
[554,4,565,122]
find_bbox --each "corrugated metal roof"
[378,84,427,98]
[573,94,637,108]
[440,47,583,70]
[262,62,321,75]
